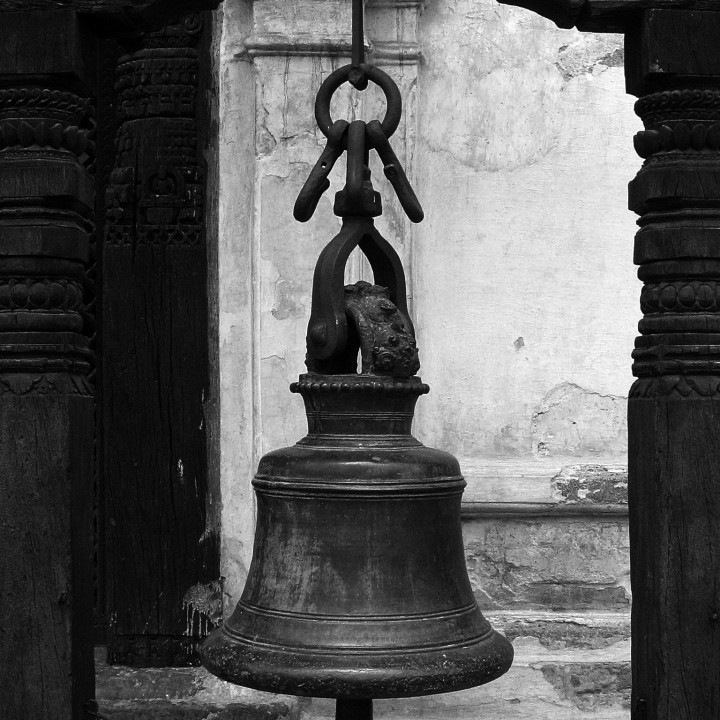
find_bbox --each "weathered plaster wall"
[412,0,639,464]
[216,0,639,603]
[216,0,426,605]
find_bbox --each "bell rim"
[200,625,513,699]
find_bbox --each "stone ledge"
[459,456,627,506]
[460,457,628,517]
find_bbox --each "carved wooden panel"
[102,12,220,667]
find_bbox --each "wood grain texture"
[102,13,220,667]
[626,10,720,95]
[627,10,720,718]
[630,397,720,718]
[0,394,95,720]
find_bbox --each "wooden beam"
[496,0,720,31]
[0,0,223,35]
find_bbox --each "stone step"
[97,701,297,720]
[300,625,630,720]
[95,609,630,720]
[464,515,630,612]
[95,647,300,720]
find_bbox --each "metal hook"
[294,120,349,222]
[366,120,424,223]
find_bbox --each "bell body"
[201,374,513,698]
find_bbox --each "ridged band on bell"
[201,373,513,698]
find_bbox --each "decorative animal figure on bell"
[344,281,420,377]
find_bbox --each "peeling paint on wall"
[532,383,628,457]
[552,464,628,505]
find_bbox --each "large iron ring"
[315,64,402,140]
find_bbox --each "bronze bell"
[201,240,513,700]
[202,40,512,706]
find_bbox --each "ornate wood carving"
[0,12,96,720]
[102,12,219,668]
[627,11,720,717]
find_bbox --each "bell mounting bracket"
[296,0,425,375]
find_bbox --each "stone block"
[464,517,630,611]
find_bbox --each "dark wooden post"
[102,12,221,667]
[495,1,720,717]
[0,12,96,719]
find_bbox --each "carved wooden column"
[495,1,720,717]
[626,10,720,717]
[102,13,220,667]
[0,12,96,719]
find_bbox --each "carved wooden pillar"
[626,9,720,717]
[0,12,96,719]
[102,12,220,667]
[495,1,720,717]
